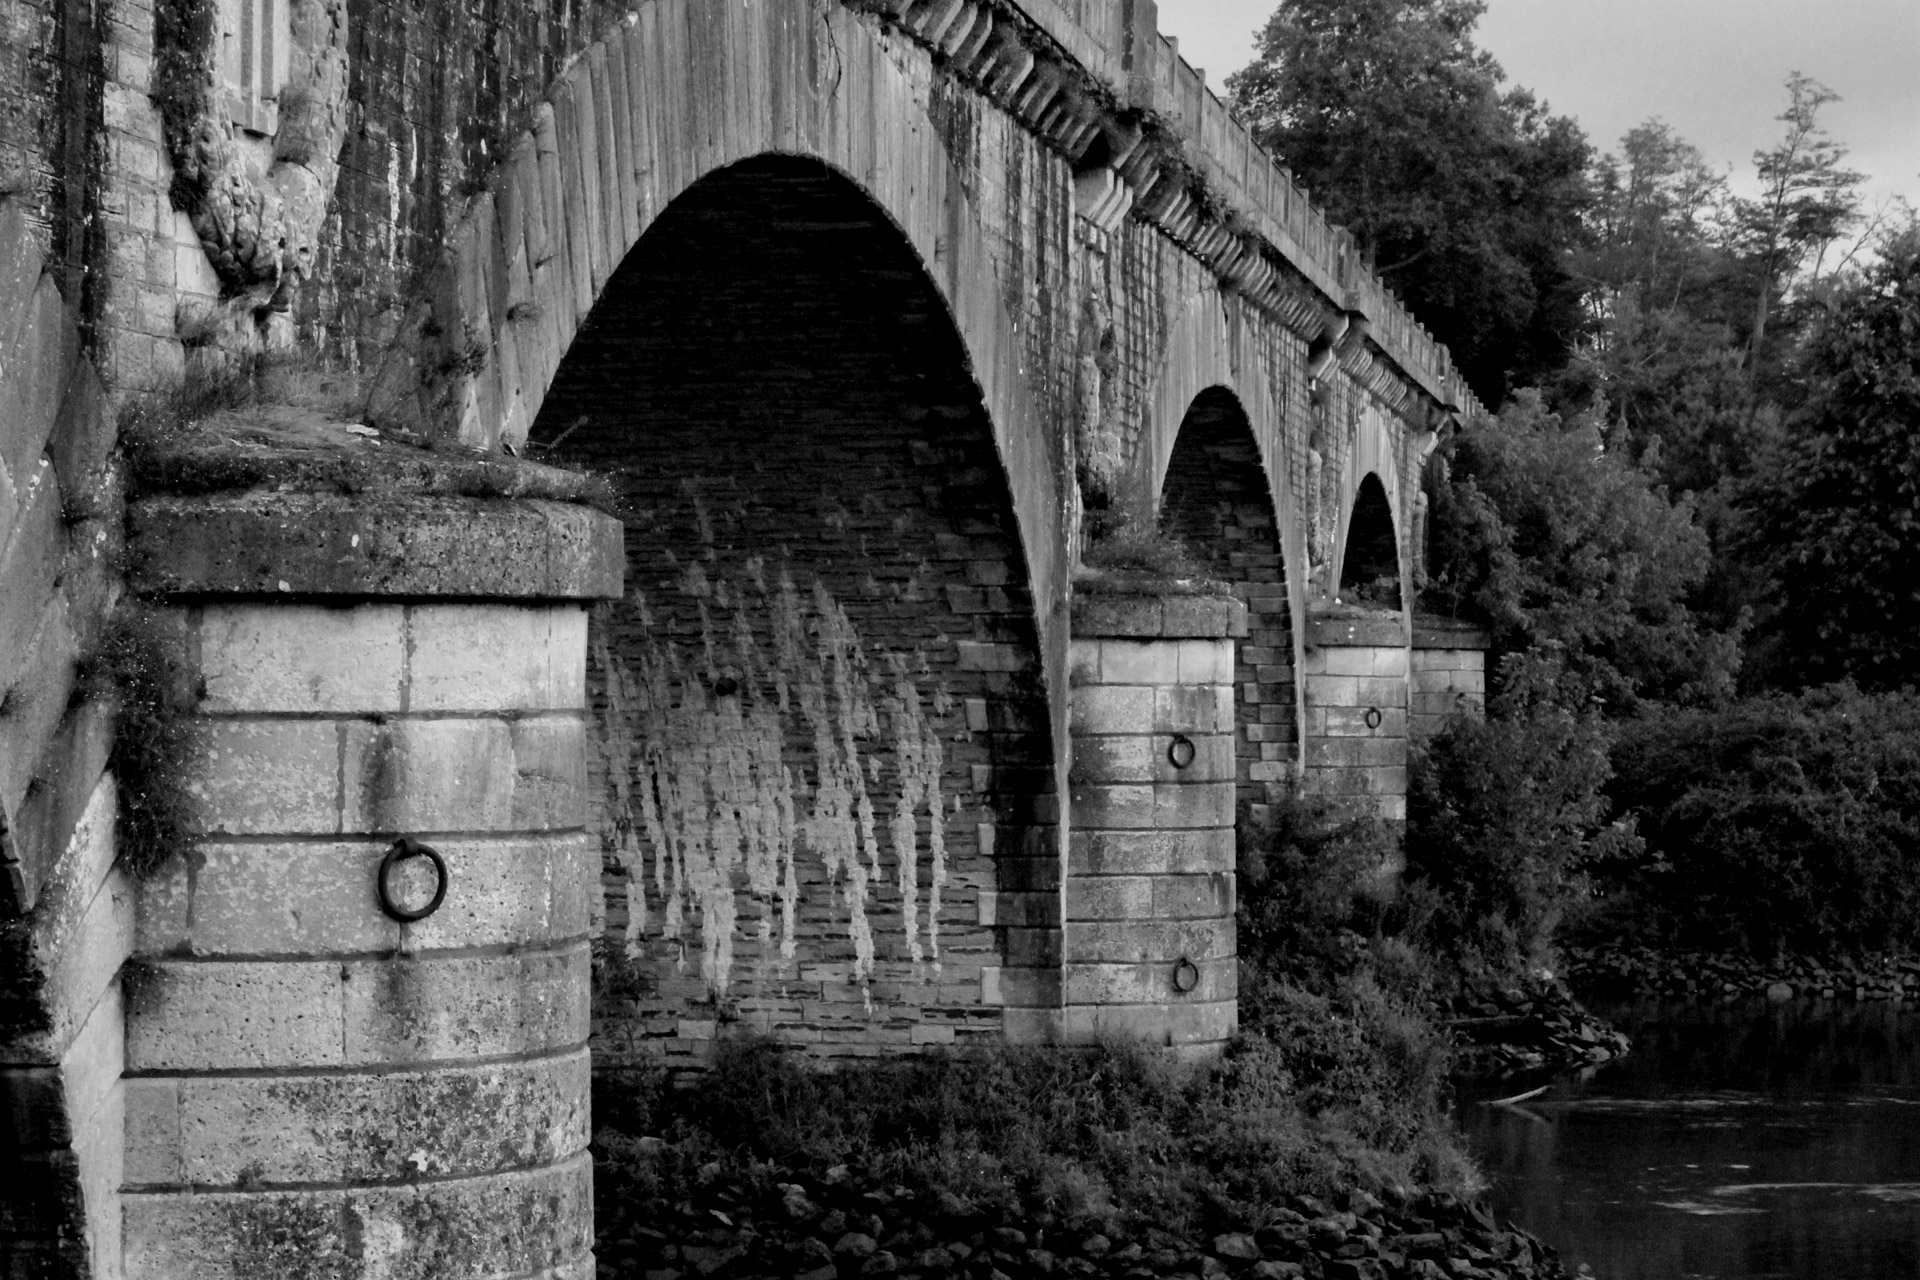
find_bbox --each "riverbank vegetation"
[1232,0,1920,992]
[592,795,1590,1278]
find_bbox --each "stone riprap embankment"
[1568,945,1920,1005]
[595,1153,1582,1280]
[1443,979,1631,1079]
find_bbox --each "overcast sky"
[1153,0,1920,214]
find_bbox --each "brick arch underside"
[542,156,1058,1071]
[1159,389,1298,826]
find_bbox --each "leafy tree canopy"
[1744,224,1920,690]
[1423,392,1739,710]
[1228,0,1592,402]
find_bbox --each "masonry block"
[196,604,406,714]
[126,960,349,1073]
[1067,829,1232,876]
[1152,684,1225,733]
[138,833,595,958]
[1064,876,1154,921]
[1152,780,1233,829]
[1064,917,1233,964]
[1063,956,1234,1005]
[1068,783,1155,830]
[121,1153,594,1280]
[145,1050,590,1188]
[1176,638,1232,683]
[1318,645,1407,677]
[184,719,344,836]
[1068,734,1152,784]
[408,604,589,711]
[1153,732,1232,782]
[1151,872,1233,920]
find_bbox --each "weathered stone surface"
[406,604,588,711]
[126,1048,590,1186]
[127,944,589,1071]
[128,492,623,601]
[121,1151,594,1280]
[196,603,407,714]
[136,833,596,957]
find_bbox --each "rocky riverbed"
[1566,945,1920,1004]
[594,1150,1586,1280]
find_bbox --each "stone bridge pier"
[117,488,622,1278]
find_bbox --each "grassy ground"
[595,969,1476,1243]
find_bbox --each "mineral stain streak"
[593,569,951,996]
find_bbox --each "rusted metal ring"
[1172,956,1200,994]
[1364,706,1383,730]
[1167,734,1196,769]
[378,838,449,923]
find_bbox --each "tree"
[1422,391,1739,710]
[1583,120,1727,318]
[1228,0,1592,402]
[1744,223,1920,689]
[1733,73,1864,376]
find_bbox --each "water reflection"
[1460,999,1920,1280]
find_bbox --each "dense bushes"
[1423,393,1739,711]
[1591,685,1920,958]
[599,1025,1472,1239]
[1402,657,1642,985]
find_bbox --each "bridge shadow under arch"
[1158,385,1299,826]
[1338,472,1402,612]
[534,155,1059,1068]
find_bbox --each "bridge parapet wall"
[992,0,1485,423]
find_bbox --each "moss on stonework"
[76,605,194,881]
[119,358,621,514]
[153,0,219,215]
[1078,509,1230,596]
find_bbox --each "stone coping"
[129,490,623,600]
[1072,592,1247,640]
[129,409,617,510]
[1306,606,1406,649]
[1411,613,1492,650]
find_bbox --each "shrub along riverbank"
[1589,687,1920,955]
[589,792,1595,1280]
[591,1000,1580,1280]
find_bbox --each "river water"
[1460,999,1920,1280]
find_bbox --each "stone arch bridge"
[0,0,1489,1274]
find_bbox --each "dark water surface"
[1460,999,1920,1280]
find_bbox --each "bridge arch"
[1327,403,1411,619]
[540,151,1059,1063]
[1337,472,1402,611]
[1144,285,1311,799]
[368,1,1072,1059]
[1158,385,1303,817]
[369,0,1066,714]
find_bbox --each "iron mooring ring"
[1364,706,1383,730]
[1167,734,1197,770]
[378,838,449,923]
[1172,956,1201,994]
